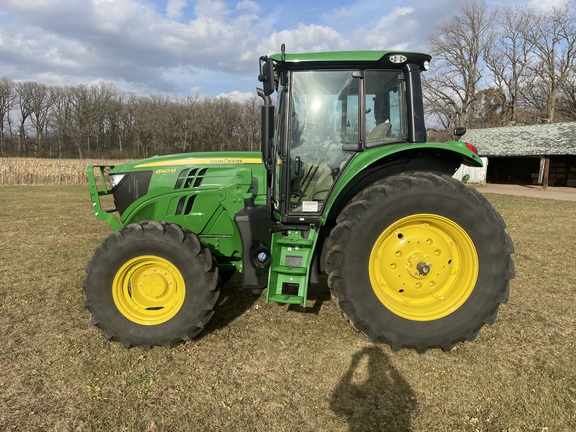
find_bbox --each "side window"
[345,95,359,143]
[365,71,406,146]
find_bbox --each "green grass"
[0,186,575,431]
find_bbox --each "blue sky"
[0,0,563,101]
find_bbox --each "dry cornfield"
[0,158,130,185]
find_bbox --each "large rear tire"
[326,172,514,352]
[84,221,219,348]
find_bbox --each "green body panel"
[91,151,267,264]
[320,141,483,223]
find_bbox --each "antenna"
[281,44,285,62]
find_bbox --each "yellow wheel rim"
[112,255,186,325]
[369,214,478,321]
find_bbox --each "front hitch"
[87,166,122,231]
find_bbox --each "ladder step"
[266,227,319,308]
[275,237,314,247]
[267,294,305,305]
[272,265,307,275]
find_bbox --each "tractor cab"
[257,48,434,225]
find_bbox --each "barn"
[453,122,576,187]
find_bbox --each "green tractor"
[85,47,514,352]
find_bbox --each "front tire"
[84,221,219,348]
[326,172,514,352]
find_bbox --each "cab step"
[266,227,318,307]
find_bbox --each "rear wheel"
[84,221,219,348]
[326,172,514,352]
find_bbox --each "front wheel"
[84,221,219,348]
[326,172,514,352]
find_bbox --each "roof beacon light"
[389,54,407,64]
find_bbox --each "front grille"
[112,171,153,215]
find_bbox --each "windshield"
[288,70,354,213]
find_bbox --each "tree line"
[0,80,261,159]
[2,0,576,158]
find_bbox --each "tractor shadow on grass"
[330,346,416,432]
[287,279,332,315]
[199,274,332,338]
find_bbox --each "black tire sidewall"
[338,176,509,347]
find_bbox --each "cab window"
[365,70,406,146]
[288,70,356,213]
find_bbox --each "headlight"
[389,54,407,64]
[110,173,126,188]
[111,171,153,216]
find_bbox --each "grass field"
[0,186,574,431]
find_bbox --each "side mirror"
[258,57,275,96]
[454,127,467,139]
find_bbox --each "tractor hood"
[105,151,267,226]
[111,151,263,173]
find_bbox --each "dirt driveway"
[477,184,576,201]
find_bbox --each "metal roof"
[464,122,576,157]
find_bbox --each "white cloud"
[0,0,430,96]
[166,0,187,19]
[346,6,417,50]
[237,0,260,13]
[333,7,352,20]
[216,90,256,104]
[0,0,556,97]
[527,0,567,11]
[257,23,345,56]
[194,0,229,20]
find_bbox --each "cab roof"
[269,50,431,70]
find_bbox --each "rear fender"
[322,142,482,224]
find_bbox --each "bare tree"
[1,75,263,158]
[424,0,497,129]
[15,82,38,155]
[522,1,576,123]
[484,6,535,125]
[470,88,504,128]
[90,82,119,154]
[51,86,75,157]
[557,73,576,121]
[112,93,138,157]
[26,82,54,155]
[239,95,261,152]
[0,77,15,156]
